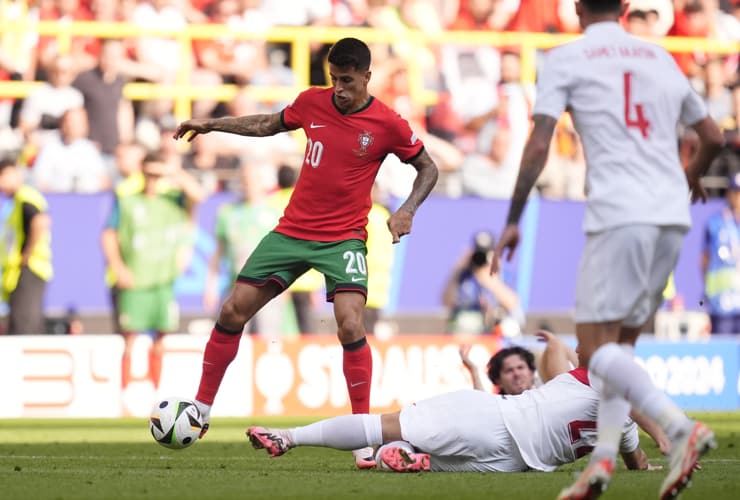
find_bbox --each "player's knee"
[219,297,250,328]
[337,317,365,343]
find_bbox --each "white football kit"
[398,368,638,472]
[532,22,710,325]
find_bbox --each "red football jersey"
[276,87,424,242]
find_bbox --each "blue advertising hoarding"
[0,193,729,317]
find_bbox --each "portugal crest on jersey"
[353,130,374,157]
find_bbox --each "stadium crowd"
[0,0,738,200]
[0,0,738,333]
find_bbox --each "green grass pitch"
[1,413,738,500]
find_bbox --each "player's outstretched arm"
[630,408,671,455]
[173,112,289,142]
[535,330,577,383]
[620,446,662,471]
[387,149,438,243]
[458,344,485,391]
[492,114,556,274]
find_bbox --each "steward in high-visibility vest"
[0,158,52,334]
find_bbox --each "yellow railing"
[0,18,738,123]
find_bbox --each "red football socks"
[148,347,163,389]
[342,338,373,414]
[121,353,132,389]
[195,325,242,405]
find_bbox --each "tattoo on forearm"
[212,114,284,137]
[402,150,439,214]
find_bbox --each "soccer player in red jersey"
[173,37,439,468]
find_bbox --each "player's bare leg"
[334,291,375,468]
[195,281,280,437]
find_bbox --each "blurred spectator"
[669,1,712,79]
[627,0,675,35]
[154,115,184,169]
[459,126,518,198]
[0,48,22,154]
[0,157,52,334]
[181,133,240,196]
[205,163,299,337]
[505,0,576,34]
[267,164,324,333]
[105,141,147,333]
[112,141,148,195]
[131,0,219,119]
[0,0,38,82]
[537,118,587,200]
[101,151,199,390]
[193,0,268,87]
[372,53,463,197]
[442,231,523,335]
[131,0,187,81]
[261,0,332,26]
[250,47,296,109]
[18,54,84,158]
[364,184,395,335]
[438,17,502,151]
[332,0,370,27]
[702,172,740,334]
[625,7,659,36]
[497,50,533,157]
[72,39,135,170]
[701,0,740,40]
[31,107,111,193]
[704,57,736,128]
[450,0,506,30]
[36,0,96,74]
[261,0,332,90]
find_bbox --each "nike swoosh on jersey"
[309,122,326,129]
[350,381,367,387]
[351,276,366,282]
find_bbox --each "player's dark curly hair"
[581,0,623,14]
[487,346,536,394]
[328,37,371,72]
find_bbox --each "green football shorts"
[238,231,368,302]
[118,284,179,333]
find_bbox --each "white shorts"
[399,389,528,472]
[575,225,687,327]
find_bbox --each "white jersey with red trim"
[499,368,638,471]
[533,22,708,233]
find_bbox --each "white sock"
[290,414,383,450]
[590,373,629,464]
[193,399,211,422]
[590,343,691,441]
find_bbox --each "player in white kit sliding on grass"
[491,1,725,499]
[246,365,659,474]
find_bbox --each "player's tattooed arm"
[505,114,557,225]
[400,148,439,215]
[173,113,288,141]
[387,148,439,244]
